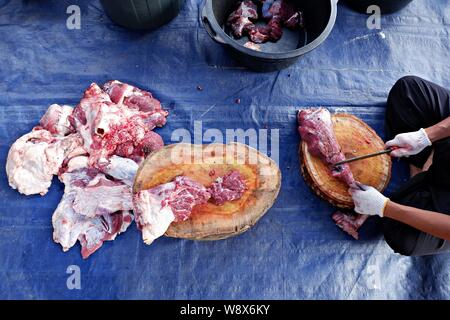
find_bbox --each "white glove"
[349,182,389,217]
[385,128,431,158]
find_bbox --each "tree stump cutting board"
[299,113,392,209]
[134,143,281,240]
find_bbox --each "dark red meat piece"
[332,211,369,240]
[248,25,271,43]
[227,0,258,38]
[229,0,303,44]
[298,108,355,186]
[166,176,212,222]
[208,170,247,205]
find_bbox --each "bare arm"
[425,116,450,143]
[384,201,450,241]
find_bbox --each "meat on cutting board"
[133,176,211,245]
[298,108,369,239]
[6,80,168,258]
[209,170,247,205]
[133,171,247,245]
[298,108,355,186]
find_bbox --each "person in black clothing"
[349,75,450,256]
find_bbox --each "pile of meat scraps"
[298,108,369,239]
[227,0,304,45]
[6,81,168,258]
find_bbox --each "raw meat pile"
[227,0,304,44]
[6,81,168,258]
[298,108,369,239]
[7,85,248,258]
[134,170,247,244]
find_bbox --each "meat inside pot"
[227,0,305,44]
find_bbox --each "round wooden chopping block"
[134,143,281,241]
[299,113,391,209]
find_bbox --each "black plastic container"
[202,0,338,72]
[342,0,413,14]
[100,0,184,30]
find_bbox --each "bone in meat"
[52,168,133,259]
[69,81,167,167]
[133,176,211,245]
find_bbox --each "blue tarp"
[0,0,449,299]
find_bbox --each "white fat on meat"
[6,129,83,195]
[133,177,211,245]
[133,184,176,245]
[70,82,167,166]
[72,174,133,218]
[66,155,89,173]
[104,155,139,187]
[52,169,134,259]
[39,104,74,136]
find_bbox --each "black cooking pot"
[202,0,338,72]
[100,0,184,30]
[342,0,413,14]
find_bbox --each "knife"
[333,148,394,167]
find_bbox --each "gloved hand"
[385,128,432,158]
[349,182,389,217]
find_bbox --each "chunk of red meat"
[248,25,271,43]
[133,176,211,244]
[70,81,168,167]
[332,211,369,240]
[267,16,283,41]
[79,210,133,259]
[227,0,258,38]
[103,80,165,114]
[9,79,168,259]
[208,170,247,205]
[138,131,164,156]
[298,108,355,186]
[39,104,75,136]
[167,176,212,221]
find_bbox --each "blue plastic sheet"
[1,0,450,299]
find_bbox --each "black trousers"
[383,75,450,256]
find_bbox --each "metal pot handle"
[201,5,226,44]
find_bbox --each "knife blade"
[333,148,394,167]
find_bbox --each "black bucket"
[202,0,338,72]
[100,0,185,31]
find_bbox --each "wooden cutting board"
[299,113,391,209]
[134,143,281,240]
